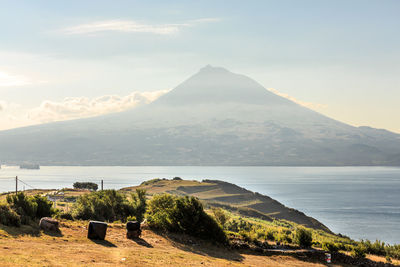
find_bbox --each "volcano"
[0,65,399,166]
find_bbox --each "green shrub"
[255,229,266,240]
[7,192,37,223]
[277,232,292,244]
[0,204,21,226]
[266,230,275,241]
[351,244,367,258]
[71,190,134,222]
[322,241,339,252]
[130,189,147,222]
[58,212,74,221]
[294,227,312,248]
[6,193,55,224]
[360,239,386,256]
[33,195,55,218]
[146,194,227,244]
[239,230,257,243]
[146,194,175,230]
[73,182,98,191]
[212,207,229,227]
[172,177,182,180]
[127,215,137,221]
[140,179,162,186]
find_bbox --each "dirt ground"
[0,221,346,267]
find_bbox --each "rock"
[126,221,141,239]
[39,217,59,232]
[87,221,108,240]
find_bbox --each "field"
[1,179,399,266]
[0,220,341,267]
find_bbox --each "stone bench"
[87,221,108,240]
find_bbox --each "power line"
[16,178,37,190]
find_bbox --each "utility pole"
[101,179,103,191]
[15,176,18,194]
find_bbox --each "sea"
[1,165,399,244]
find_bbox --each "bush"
[294,227,313,248]
[7,193,37,224]
[6,193,55,224]
[73,182,98,191]
[130,189,147,222]
[322,241,339,252]
[33,195,55,218]
[71,190,134,222]
[352,244,367,258]
[127,215,137,221]
[212,208,229,227]
[140,179,162,186]
[0,204,21,226]
[59,212,74,220]
[147,194,227,243]
[360,239,386,256]
[266,230,275,241]
[277,232,292,244]
[172,177,182,180]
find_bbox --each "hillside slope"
[121,179,330,232]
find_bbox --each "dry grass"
[0,221,342,267]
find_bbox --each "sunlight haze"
[0,0,399,133]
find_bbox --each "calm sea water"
[1,166,399,244]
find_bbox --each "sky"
[0,0,399,133]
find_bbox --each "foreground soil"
[0,221,347,267]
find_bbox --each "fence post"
[15,176,18,194]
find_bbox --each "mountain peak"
[152,66,292,106]
[199,64,229,74]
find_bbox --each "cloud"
[59,18,221,35]
[0,71,31,87]
[268,88,327,110]
[27,89,169,124]
[0,90,168,130]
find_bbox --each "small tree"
[130,189,147,222]
[294,227,313,248]
[212,207,229,227]
[73,182,98,191]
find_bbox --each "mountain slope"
[0,65,399,166]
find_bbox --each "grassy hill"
[121,178,330,232]
[1,178,399,266]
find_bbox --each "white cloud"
[268,88,327,110]
[0,71,31,87]
[0,90,168,130]
[59,18,221,35]
[27,89,169,124]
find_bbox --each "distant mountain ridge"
[0,65,399,166]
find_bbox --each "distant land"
[0,65,400,166]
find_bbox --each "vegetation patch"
[146,194,227,244]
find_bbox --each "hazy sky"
[0,0,399,133]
